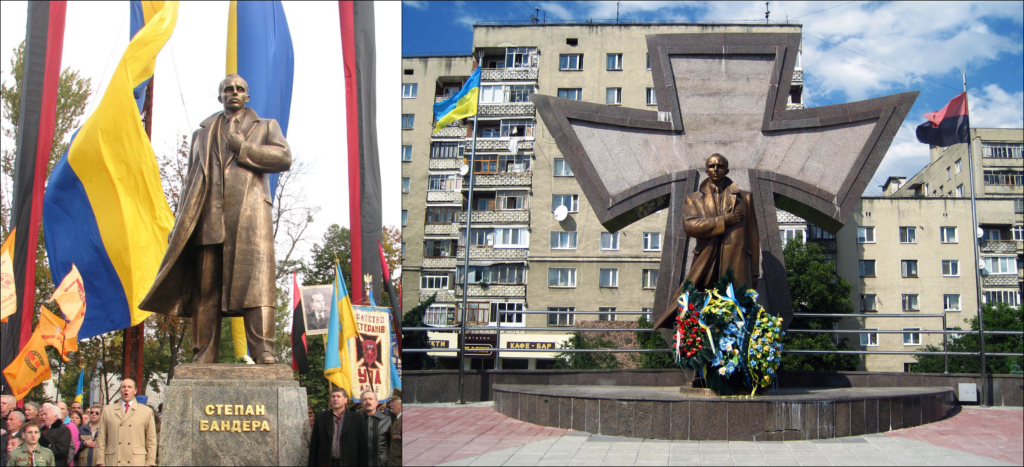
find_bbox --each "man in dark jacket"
[309,388,367,467]
[38,404,73,466]
[360,391,392,466]
[388,392,402,467]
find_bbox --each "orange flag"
[2,329,52,400]
[0,228,15,323]
[50,264,85,352]
[37,306,72,361]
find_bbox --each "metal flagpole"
[457,58,482,405]
[961,68,988,406]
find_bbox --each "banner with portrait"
[300,285,332,336]
[349,306,394,402]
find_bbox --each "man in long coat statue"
[140,74,291,364]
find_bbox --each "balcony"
[786,103,805,110]
[980,240,1021,254]
[420,289,457,303]
[479,102,535,118]
[424,223,460,236]
[466,139,534,152]
[428,158,464,170]
[481,67,538,81]
[456,247,529,261]
[473,172,532,187]
[427,191,461,203]
[982,275,1019,288]
[454,284,527,298]
[422,257,457,269]
[455,210,530,224]
[792,68,803,83]
[433,124,467,138]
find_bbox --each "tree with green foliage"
[912,302,1023,374]
[778,238,859,372]
[401,294,436,370]
[553,333,620,370]
[296,333,329,411]
[630,316,676,369]
[302,225,353,288]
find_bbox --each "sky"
[0,1,401,266]
[403,1,1024,195]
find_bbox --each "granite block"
[894,374,923,388]
[864,398,878,434]
[537,396,551,427]
[727,402,765,441]
[907,396,921,428]
[634,401,655,439]
[670,401,689,440]
[817,402,835,439]
[277,387,310,467]
[835,401,851,438]
[689,402,727,441]
[571,397,586,432]
[850,400,865,436]
[867,374,894,388]
[524,394,537,425]
[891,397,905,431]
[158,385,193,466]
[598,399,621,436]
[558,397,572,430]
[585,398,600,434]
[799,402,819,440]
[651,402,671,440]
[619,401,637,438]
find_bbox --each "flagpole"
[961,68,988,407]
[457,58,482,406]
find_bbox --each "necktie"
[124,402,131,413]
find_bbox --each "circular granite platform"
[493,384,956,441]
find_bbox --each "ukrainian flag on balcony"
[433,65,480,133]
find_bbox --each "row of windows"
[859,290,1022,312]
[983,169,1024,186]
[859,329,926,346]
[550,231,662,251]
[857,226,960,244]
[858,257,1018,277]
[556,52,653,72]
[547,267,659,289]
[557,87,657,105]
[420,267,660,290]
[422,304,654,328]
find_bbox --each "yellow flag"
[2,330,52,400]
[51,264,86,321]
[0,228,15,323]
[37,306,72,361]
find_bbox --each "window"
[1012,225,1023,241]
[1017,199,1024,214]
[491,302,524,325]
[559,54,583,70]
[861,294,877,312]
[402,177,410,193]
[474,195,496,212]
[402,83,417,98]
[423,239,454,257]
[606,88,622,105]
[955,159,962,173]
[505,84,534,103]
[401,114,414,129]
[860,329,879,347]
[981,142,1023,159]
[944,294,960,312]
[496,190,528,210]
[641,232,661,251]
[468,228,494,246]
[430,142,464,159]
[859,260,876,277]
[899,227,917,244]
[902,294,920,311]
[901,260,918,278]
[983,256,1018,274]
[642,307,654,322]
[402,145,412,161]
[424,305,451,327]
[457,265,525,285]
[479,85,503,104]
[425,207,458,224]
[404,69,414,75]
[942,260,959,277]
[858,227,875,243]
[939,227,957,244]
[984,290,1021,306]
[473,154,498,173]
[646,88,657,105]
[402,210,408,226]
[924,183,930,196]
[566,38,578,46]
[552,194,579,212]
[646,53,651,70]
[548,307,575,326]
[553,158,574,176]
[946,166,951,180]
[598,307,616,321]
[642,269,659,289]
[903,328,921,346]
[494,228,529,247]
[982,228,1001,241]
[477,124,501,138]
[557,88,582,101]
[427,174,461,191]
[420,275,449,290]
[458,302,490,324]
[548,268,577,287]
[607,53,622,70]
[983,169,1023,186]
[505,47,536,68]
[550,231,578,250]
[401,242,405,259]
[500,119,534,138]
[599,269,618,288]
[499,153,530,173]
[807,225,835,240]
[600,232,619,250]
[780,228,806,247]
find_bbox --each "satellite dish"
[977,227,984,238]
[459,164,470,176]
[553,205,568,221]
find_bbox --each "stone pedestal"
[158,364,309,466]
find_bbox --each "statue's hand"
[724,211,744,227]
[226,117,243,152]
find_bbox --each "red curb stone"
[888,407,1023,465]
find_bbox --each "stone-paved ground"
[887,406,1023,465]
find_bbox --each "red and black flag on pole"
[379,239,401,352]
[1,1,67,395]
[290,272,309,374]
[339,1,382,307]
[916,92,969,148]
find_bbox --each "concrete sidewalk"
[406,403,1022,466]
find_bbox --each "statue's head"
[705,153,730,184]
[218,74,250,112]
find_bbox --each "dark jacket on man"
[389,413,402,467]
[308,408,367,467]
[39,418,73,467]
[365,410,392,466]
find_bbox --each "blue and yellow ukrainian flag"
[325,262,358,395]
[433,65,480,133]
[42,1,178,339]
[74,369,85,404]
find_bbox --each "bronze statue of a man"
[140,74,291,364]
[654,154,760,329]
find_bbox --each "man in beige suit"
[95,379,156,466]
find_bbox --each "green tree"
[296,334,328,411]
[302,224,352,288]
[553,333,620,370]
[912,302,1023,374]
[778,239,858,372]
[630,316,676,369]
[401,294,436,370]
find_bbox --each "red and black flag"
[1,1,66,394]
[290,272,309,374]
[916,92,969,148]
[339,1,382,307]
[378,240,401,352]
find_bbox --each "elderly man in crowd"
[76,404,102,467]
[388,393,401,467]
[1,395,12,431]
[309,387,367,467]
[8,423,55,467]
[23,403,41,427]
[361,391,391,467]
[95,379,157,467]
[38,404,72,466]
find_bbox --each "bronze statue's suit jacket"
[139,108,291,316]
[655,177,759,329]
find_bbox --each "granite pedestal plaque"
[158,364,309,466]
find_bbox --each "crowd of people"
[1,379,158,467]
[309,388,402,467]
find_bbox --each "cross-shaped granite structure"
[533,33,917,338]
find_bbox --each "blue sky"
[403,1,1024,194]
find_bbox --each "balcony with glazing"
[454,283,527,298]
[481,67,538,81]
[980,240,1022,254]
[456,246,529,261]
[454,210,530,224]
[478,102,535,118]
[466,139,534,152]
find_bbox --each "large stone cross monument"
[533,33,917,339]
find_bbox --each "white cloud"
[456,15,481,30]
[969,84,1024,129]
[869,123,931,195]
[403,1,428,11]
